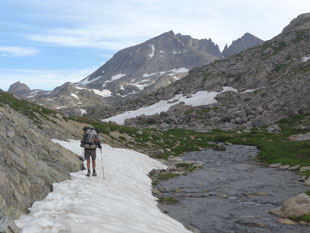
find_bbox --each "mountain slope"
[78,31,222,97]
[0,90,84,232]
[101,13,310,131]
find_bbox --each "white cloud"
[16,0,310,50]
[0,66,99,91]
[0,47,39,57]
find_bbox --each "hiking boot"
[92,170,97,176]
[86,170,91,177]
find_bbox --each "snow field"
[102,86,242,125]
[16,139,191,233]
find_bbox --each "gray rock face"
[0,99,83,232]
[80,31,223,97]
[222,33,264,57]
[115,14,310,131]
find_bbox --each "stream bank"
[157,145,309,233]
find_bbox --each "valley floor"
[15,140,190,233]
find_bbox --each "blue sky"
[1,0,310,91]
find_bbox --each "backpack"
[83,128,99,149]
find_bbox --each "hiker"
[80,126,102,177]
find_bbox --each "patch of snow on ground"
[302,56,310,62]
[149,44,155,58]
[79,109,87,115]
[71,93,79,99]
[102,86,250,124]
[92,89,112,97]
[16,139,190,233]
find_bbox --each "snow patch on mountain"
[79,75,102,85]
[130,80,156,91]
[102,74,127,88]
[102,86,253,124]
[71,93,79,99]
[302,56,310,62]
[92,89,112,97]
[16,139,190,233]
[149,44,155,58]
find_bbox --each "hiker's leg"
[91,150,97,176]
[84,149,91,176]
[87,159,91,170]
[92,159,96,170]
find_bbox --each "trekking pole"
[100,148,104,179]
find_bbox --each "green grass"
[0,90,56,125]
[305,190,310,196]
[291,214,310,223]
[176,163,195,172]
[158,173,180,180]
[5,88,309,169]
[159,197,179,204]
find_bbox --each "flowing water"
[158,145,309,233]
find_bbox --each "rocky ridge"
[106,13,310,131]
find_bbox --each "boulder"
[270,193,310,218]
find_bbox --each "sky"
[1,0,310,91]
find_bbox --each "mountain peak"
[222,33,264,57]
[8,81,31,97]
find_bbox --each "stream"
[158,145,309,233]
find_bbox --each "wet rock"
[244,192,268,197]
[270,193,310,218]
[216,193,228,198]
[167,156,184,163]
[269,163,282,168]
[186,193,209,198]
[186,224,201,233]
[304,178,310,186]
[235,220,265,228]
[276,218,296,225]
[299,221,308,226]
[288,165,300,171]
[214,143,226,151]
[279,165,290,170]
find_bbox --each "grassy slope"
[2,89,310,168]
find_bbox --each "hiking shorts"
[84,149,96,160]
